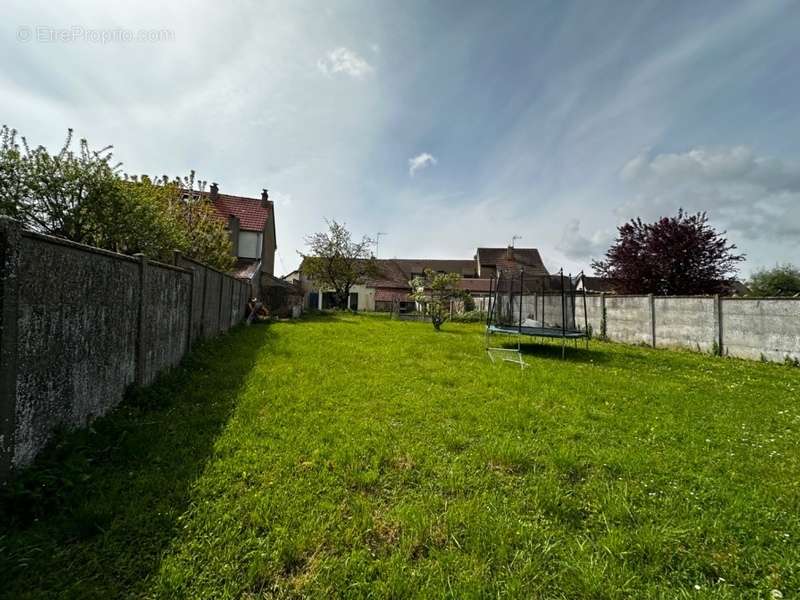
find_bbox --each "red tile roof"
[476,247,548,276]
[457,278,492,293]
[186,190,269,231]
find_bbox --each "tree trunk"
[336,287,350,310]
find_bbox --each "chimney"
[506,245,514,260]
[261,188,269,208]
[209,182,219,201]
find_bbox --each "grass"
[1,313,799,599]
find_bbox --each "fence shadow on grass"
[0,324,273,598]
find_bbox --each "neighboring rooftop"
[232,258,261,281]
[299,248,551,291]
[476,247,549,276]
[210,193,269,231]
[576,275,619,293]
[185,184,271,231]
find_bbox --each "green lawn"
[2,313,799,599]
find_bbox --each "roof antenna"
[511,235,522,248]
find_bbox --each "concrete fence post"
[715,294,723,356]
[199,265,207,339]
[236,281,242,323]
[134,253,148,386]
[218,273,225,333]
[0,218,21,480]
[649,293,656,347]
[173,251,194,353]
[600,292,607,339]
[187,268,194,352]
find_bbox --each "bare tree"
[301,220,377,309]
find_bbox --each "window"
[238,231,262,259]
[322,292,337,309]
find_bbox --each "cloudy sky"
[2,1,799,276]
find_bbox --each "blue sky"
[2,1,799,276]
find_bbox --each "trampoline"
[485,267,589,366]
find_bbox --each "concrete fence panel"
[140,261,192,385]
[575,294,603,334]
[605,295,652,345]
[721,298,800,362]
[12,231,140,470]
[177,255,206,343]
[220,276,233,332]
[654,296,717,352]
[541,294,566,328]
[0,218,249,480]
[202,269,222,338]
[231,280,243,324]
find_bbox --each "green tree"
[163,172,235,271]
[748,264,800,297]
[88,175,185,260]
[301,220,377,309]
[410,269,467,330]
[0,126,27,218]
[0,125,234,271]
[0,126,121,241]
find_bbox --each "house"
[194,183,277,298]
[475,247,549,279]
[575,274,619,293]
[291,259,378,310]
[294,246,550,312]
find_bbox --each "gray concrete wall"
[575,294,603,335]
[177,255,206,343]
[141,262,192,385]
[231,278,242,324]
[654,296,717,352]
[0,219,250,480]
[220,276,233,332]
[721,298,800,362]
[538,294,567,328]
[203,270,222,338]
[13,233,139,468]
[605,295,652,345]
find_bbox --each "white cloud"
[408,152,437,176]
[621,146,800,191]
[317,47,373,79]
[619,146,800,247]
[556,219,612,262]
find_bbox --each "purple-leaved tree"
[592,210,745,295]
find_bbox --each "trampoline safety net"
[485,268,589,364]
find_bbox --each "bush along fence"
[572,292,800,363]
[0,217,249,482]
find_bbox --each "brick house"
[199,183,277,298]
[294,246,550,311]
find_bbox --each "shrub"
[451,310,487,323]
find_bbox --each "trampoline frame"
[485,267,589,365]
